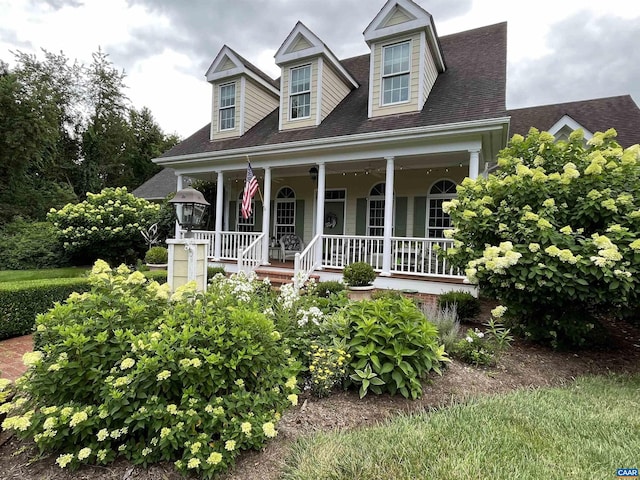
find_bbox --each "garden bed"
[1,315,638,480]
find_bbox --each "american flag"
[241,162,259,219]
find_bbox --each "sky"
[1,0,639,139]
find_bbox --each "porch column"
[469,149,480,180]
[213,171,224,260]
[261,167,272,264]
[381,156,394,276]
[315,162,326,268]
[174,174,183,239]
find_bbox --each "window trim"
[236,191,255,231]
[289,64,312,121]
[273,186,297,240]
[218,82,236,131]
[367,182,393,237]
[380,40,411,107]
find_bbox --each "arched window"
[368,183,386,237]
[427,179,456,238]
[274,187,296,240]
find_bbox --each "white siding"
[371,33,421,118]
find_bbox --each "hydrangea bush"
[444,128,640,347]
[48,187,160,264]
[1,261,300,478]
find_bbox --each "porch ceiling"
[185,151,470,184]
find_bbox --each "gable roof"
[159,22,507,160]
[132,168,189,201]
[206,45,279,90]
[507,95,640,148]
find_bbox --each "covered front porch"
[159,120,508,294]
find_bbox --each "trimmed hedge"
[437,290,481,321]
[0,278,91,340]
[0,271,168,340]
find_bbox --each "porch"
[187,230,472,295]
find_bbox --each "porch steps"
[254,267,320,288]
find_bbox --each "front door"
[323,200,345,235]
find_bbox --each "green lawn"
[283,374,640,480]
[0,267,89,283]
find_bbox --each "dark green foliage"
[0,278,90,340]
[329,297,448,399]
[144,246,168,264]
[343,262,376,287]
[0,49,178,225]
[143,270,167,283]
[207,266,226,278]
[437,291,481,321]
[0,219,70,270]
[311,281,345,298]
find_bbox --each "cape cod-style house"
[151,0,640,294]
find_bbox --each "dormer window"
[219,82,236,130]
[382,41,410,105]
[290,64,311,119]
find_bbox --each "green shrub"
[207,266,226,278]
[444,128,640,348]
[311,281,345,298]
[0,218,70,270]
[0,277,90,340]
[329,297,448,399]
[144,246,168,264]
[451,319,513,366]
[371,289,404,301]
[48,187,160,265]
[437,291,480,321]
[143,270,167,283]
[343,262,376,287]
[2,261,300,478]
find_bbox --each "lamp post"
[166,188,211,292]
[169,187,210,238]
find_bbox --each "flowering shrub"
[1,261,300,478]
[329,297,449,399]
[48,187,160,264]
[307,343,350,397]
[444,128,640,347]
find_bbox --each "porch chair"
[279,233,305,261]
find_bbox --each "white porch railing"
[391,237,462,278]
[294,234,321,286]
[237,232,266,274]
[321,235,462,278]
[189,230,216,258]
[191,230,463,279]
[322,234,384,270]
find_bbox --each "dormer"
[205,45,280,141]
[275,22,358,131]
[364,0,446,119]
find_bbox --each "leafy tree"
[444,128,640,348]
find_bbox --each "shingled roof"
[507,95,640,148]
[132,168,192,201]
[160,22,508,159]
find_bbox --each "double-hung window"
[219,83,236,130]
[382,41,410,105]
[290,65,311,119]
